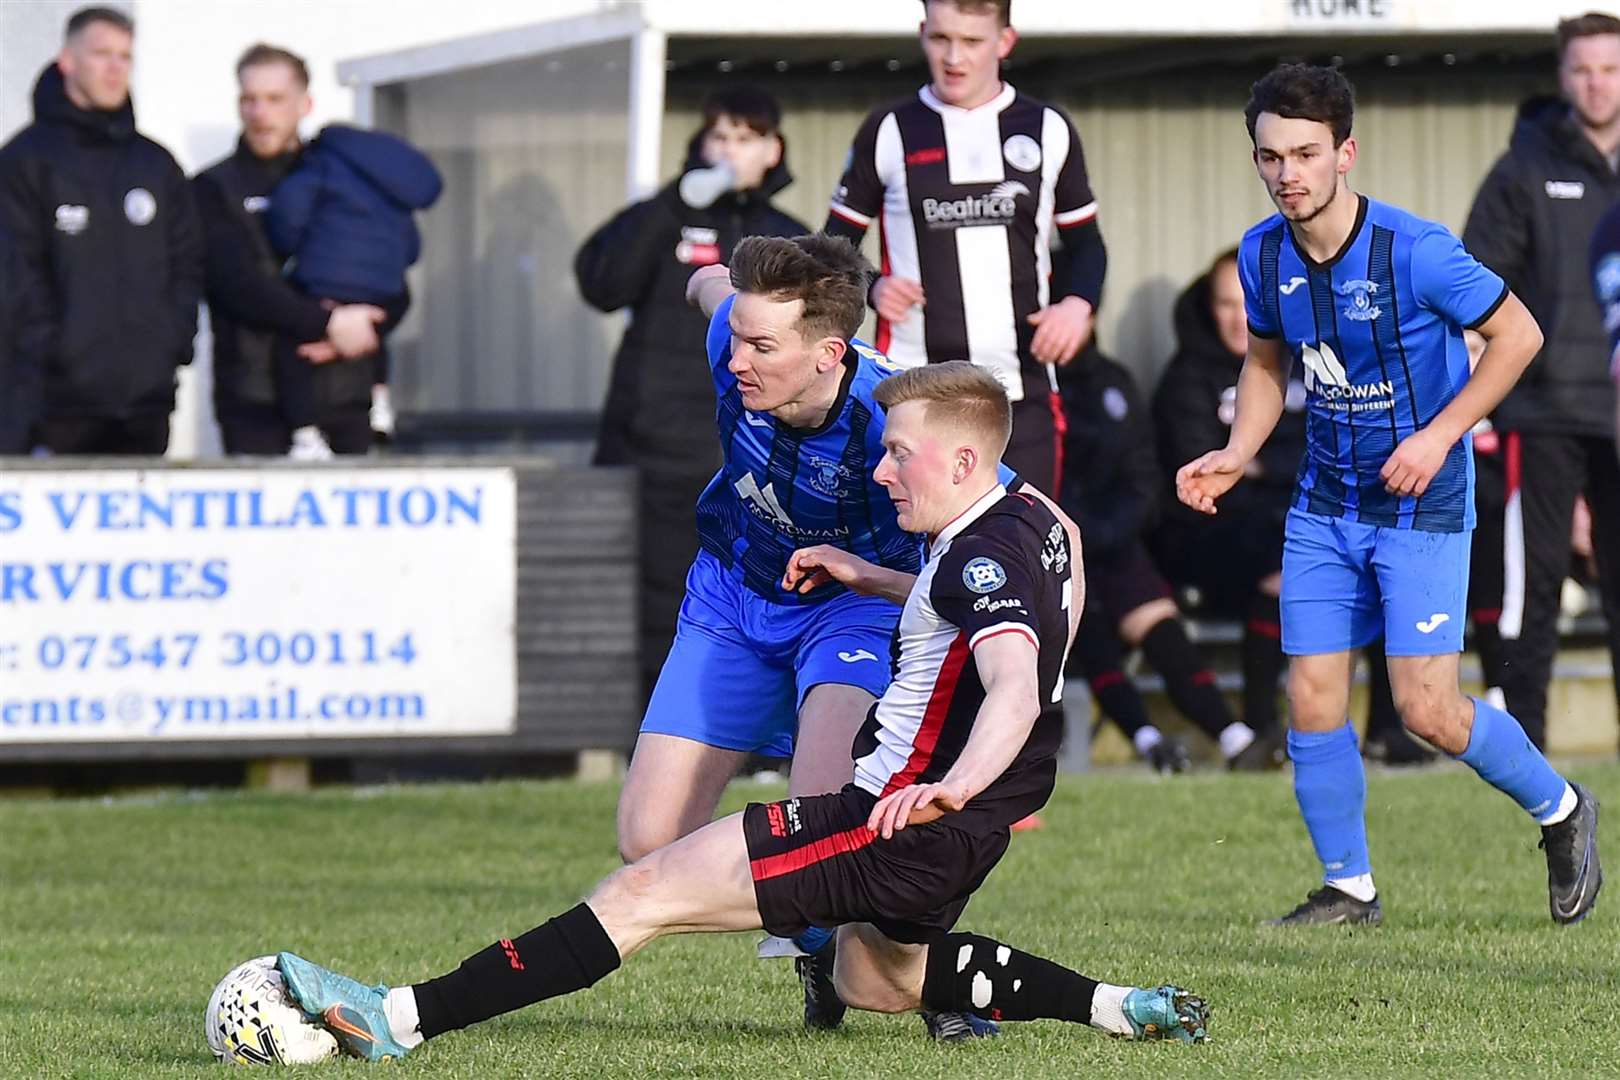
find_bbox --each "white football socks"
[1088,983,1133,1036]
[1538,782,1578,826]
[1325,873,1377,903]
[384,987,425,1049]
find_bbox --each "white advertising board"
[0,468,517,742]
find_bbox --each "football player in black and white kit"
[272,363,1209,1061]
[824,0,1106,496]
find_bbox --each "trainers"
[288,426,334,462]
[1146,738,1190,775]
[1228,728,1286,771]
[796,940,846,1031]
[1541,783,1602,925]
[276,953,411,1062]
[921,1010,999,1041]
[1266,886,1383,927]
[1120,985,1210,1043]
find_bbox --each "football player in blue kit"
[1177,64,1601,927]
[618,233,1009,1036]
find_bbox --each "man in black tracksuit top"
[1462,14,1620,748]
[575,87,807,694]
[0,10,202,455]
[193,44,390,455]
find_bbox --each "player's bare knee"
[1397,688,1467,745]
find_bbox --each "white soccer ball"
[205,956,340,1066]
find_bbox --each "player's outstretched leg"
[914,932,1209,1042]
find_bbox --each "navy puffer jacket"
[264,124,442,303]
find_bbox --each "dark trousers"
[41,413,170,455]
[218,403,372,456]
[1498,431,1620,747]
[1003,390,1064,496]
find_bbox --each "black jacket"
[575,138,807,468]
[0,225,50,452]
[0,65,202,419]
[193,138,374,415]
[1057,345,1161,558]
[1463,96,1620,437]
[1152,273,1306,530]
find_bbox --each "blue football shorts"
[1281,508,1470,657]
[639,551,899,757]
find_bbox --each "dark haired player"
[272,361,1209,1061]
[1177,63,1601,927]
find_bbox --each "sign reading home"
[0,468,517,741]
[1287,0,1393,24]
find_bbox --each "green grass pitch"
[2,763,1616,1077]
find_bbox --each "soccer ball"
[205,956,339,1066]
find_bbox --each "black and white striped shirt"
[827,84,1099,403]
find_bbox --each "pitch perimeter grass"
[2,762,1616,1078]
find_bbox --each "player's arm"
[783,545,914,605]
[1381,291,1541,497]
[1175,334,1288,515]
[1016,484,1084,646]
[685,264,735,320]
[867,632,1040,839]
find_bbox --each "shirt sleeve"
[1050,111,1098,230]
[931,531,1041,652]
[827,109,887,234]
[706,291,737,387]
[1411,226,1508,330]
[1237,238,1277,339]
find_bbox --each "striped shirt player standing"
[823,0,1105,496]
[1178,64,1601,928]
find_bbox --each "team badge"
[1002,133,1041,172]
[1597,253,1620,303]
[54,204,89,235]
[804,454,857,497]
[1336,278,1381,322]
[1102,386,1129,421]
[124,187,157,226]
[962,556,1007,594]
[243,195,270,214]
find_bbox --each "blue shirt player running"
[1177,64,1600,928]
[618,234,1009,1038]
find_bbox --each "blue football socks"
[1456,696,1572,824]
[1288,721,1373,884]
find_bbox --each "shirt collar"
[930,483,1007,555]
[918,82,1016,118]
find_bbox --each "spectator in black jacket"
[1150,250,1305,740]
[1463,12,1620,748]
[194,44,394,457]
[1059,344,1283,771]
[575,87,808,694]
[0,7,202,455]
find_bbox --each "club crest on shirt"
[803,454,859,497]
[1336,278,1381,322]
[1003,133,1041,172]
[962,557,1007,594]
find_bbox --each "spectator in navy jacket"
[264,124,442,458]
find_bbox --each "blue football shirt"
[693,293,923,604]
[1239,195,1507,531]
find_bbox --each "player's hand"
[1380,428,1449,497]
[325,304,385,359]
[871,276,925,323]
[1175,448,1247,514]
[297,340,341,364]
[867,781,970,839]
[1027,296,1093,365]
[782,544,872,595]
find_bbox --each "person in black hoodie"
[575,87,808,695]
[1060,342,1283,771]
[0,7,202,455]
[194,44,395,457]
[1463,12,1620,748]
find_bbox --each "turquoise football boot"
[1121,985,1210,1043]
[276,952,412,1062]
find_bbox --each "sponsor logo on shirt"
[1300,341,1393,412]
[1545,180,1586,200]
[1041,523,1069,575]
[676,225,721,266]
[921,182,1027,228]
[1279,276,1309,295]
[54,204,89,235]
[906,146,946,166]
[973,594,1026,613]
[1337,278,1381,322]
